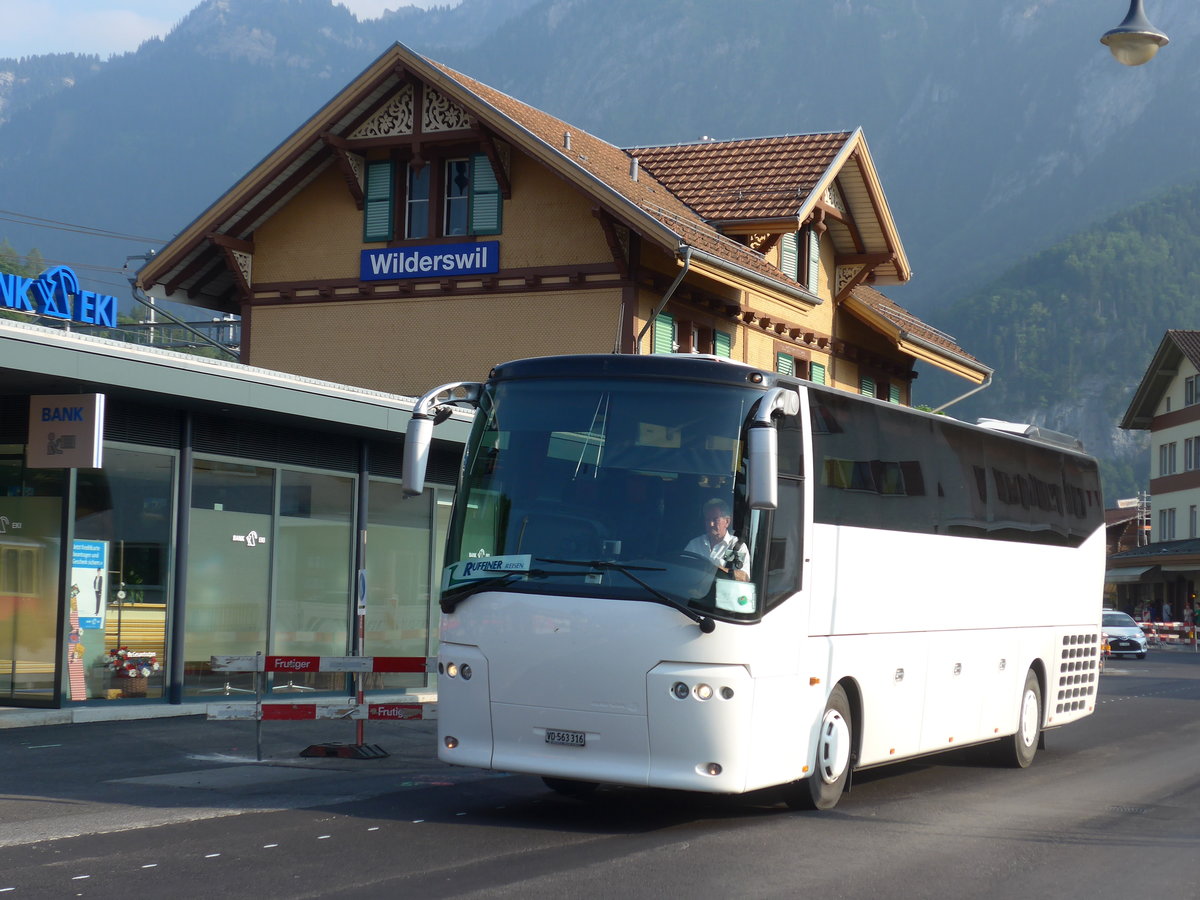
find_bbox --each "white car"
[1103,610,1149,659]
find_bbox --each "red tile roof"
[626,134,853,222]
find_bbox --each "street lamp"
[1101,0,1169,66]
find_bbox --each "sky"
[0,0,457,60]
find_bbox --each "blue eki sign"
[0,265,118,327]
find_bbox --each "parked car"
[1102,610,1149,659]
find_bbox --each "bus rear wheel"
[787,684,852,810]
[995,669,1042,768]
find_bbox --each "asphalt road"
[2,650,1199,899]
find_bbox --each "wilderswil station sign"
[0,265,119,327]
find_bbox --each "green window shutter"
[889,383,901,404]
[780,232,799,280]
[805,228,820,293]
[776,352,795,376]
[714,330,732,358]
[653,313,675,354]
[860,376,876,398]
[363,160,395,242]
[469,153,502,234]
[810,361,826,385]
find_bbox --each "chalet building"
[1110,330,1200,620]
[135,42,989,402]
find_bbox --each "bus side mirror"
[402,380,484,497]
[746,387,800,510]
[747,422,778,509]
[402,415,434,497]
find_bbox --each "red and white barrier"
[211,655,435,674]
[205,654,437,758]
[208,701,432,721]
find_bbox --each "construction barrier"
[206,654,437,759]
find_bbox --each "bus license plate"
[545,728,586,747]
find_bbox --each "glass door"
[183,460,274,697]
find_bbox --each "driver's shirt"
[684,531,749,573]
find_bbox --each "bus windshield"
[443,376,768,622]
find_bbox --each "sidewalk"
[0,692,462,849]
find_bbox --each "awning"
[1104,565,1160,583]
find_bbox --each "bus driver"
[684,497,750,582]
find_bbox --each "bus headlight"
[446,662,459,678]
[671,681,690,700]
[694,683,714,701]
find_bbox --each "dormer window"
[779,227,819,293]
[364,152,502,243]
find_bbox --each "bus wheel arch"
[787,678,860,811]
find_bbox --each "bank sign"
[360,241,499,282]
[0,265,118,327]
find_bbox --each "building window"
[364,153,502,243]
[1190,505,1197,539]
[444,158,471,235]
[1187,375,1199,406]
[405,164,430,239]
[779,232,799,280]
[1160,442,1178,476]
[653,313,676,354]
[1159,507,1177,541]
[714,330,732,358]
[1187,437,1200,471]
[363,160,395,242]
[803,227,820,294]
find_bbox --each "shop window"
[73,447,176,702]
[365,480,436,690]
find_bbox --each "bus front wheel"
[787,684,853,811]
[996,669,1042,768]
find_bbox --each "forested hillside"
[939,185,1200,498]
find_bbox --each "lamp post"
[1101,0,1170,66]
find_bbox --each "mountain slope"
[935,184,1200,497]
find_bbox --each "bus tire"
[787,684,853,811]
[996,669,1042,768]
[542,776,598,797]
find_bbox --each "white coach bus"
[403,354,1104,809]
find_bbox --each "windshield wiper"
[536,557,716,633]
[439,568,591,613]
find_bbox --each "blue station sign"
[360,241,499,282]
[0,265,118,327]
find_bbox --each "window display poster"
[72,540,109,630]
